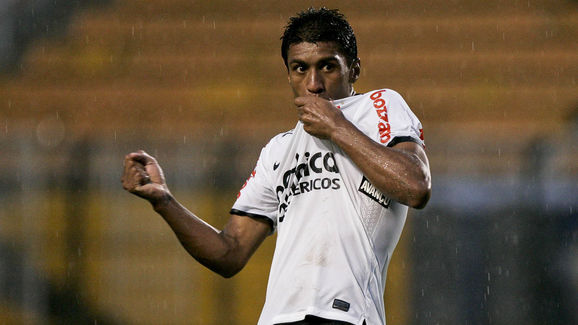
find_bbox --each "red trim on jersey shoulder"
[237,169,256,198]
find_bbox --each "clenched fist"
[294,96,349,140]
[122,150,171,206]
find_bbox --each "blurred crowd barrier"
[1,0,577,324]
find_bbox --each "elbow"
[209,233,247,278]
[217,265,243,278]
[212,259,246,278]
[409,189,431,209]
[196,255,245,279]
[407,180,431,210]
[218,270,238,279]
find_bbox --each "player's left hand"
[294,96,348,139]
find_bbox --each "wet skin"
[286,41,360,100]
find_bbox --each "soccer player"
[122,8,431,325]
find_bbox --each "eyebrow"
[288,56,340,66]
[288,59,307,66]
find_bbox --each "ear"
[349,58,361,83]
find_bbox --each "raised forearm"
[123,150,268,278]
[152,196,244,277]
[330,120,431,208]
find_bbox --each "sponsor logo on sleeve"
[358,176,390,208]
[370,89,392,144]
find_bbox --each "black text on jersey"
[275,151,342,222]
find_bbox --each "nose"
[306,69,324,95]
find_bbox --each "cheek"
[327,75,350,93]
[289,78,305,94]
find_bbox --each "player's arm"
[121,151,270,278]
[295,97,431,209]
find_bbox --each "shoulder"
[346,88,408,112]
[266,128,295,149]
[358,88,424,146]
[270,128,295,144]
[362,88,414,114]
[363,88,405,101]
[259,127,296,159]
[347,88,413,120]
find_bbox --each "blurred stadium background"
[0,0,576,324]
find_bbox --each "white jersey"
[231,89,424,325]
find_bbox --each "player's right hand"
[122,150,171,206]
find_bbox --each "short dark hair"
[281,8,358,67]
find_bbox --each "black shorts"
[276,315,365,325]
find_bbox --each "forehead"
[286,41,347,64]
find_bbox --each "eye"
[321,63,336,72]
[291,64,306,74]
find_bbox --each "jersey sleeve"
[384,89,425,148]
[230,142,278,233]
